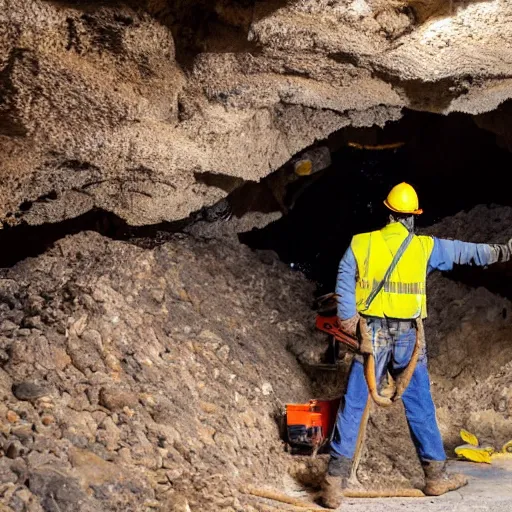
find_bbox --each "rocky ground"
[1,205,512,511]
[0,231,317,511]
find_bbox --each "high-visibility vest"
[351,222,434,319]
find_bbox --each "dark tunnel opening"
[240,109,512,297]
[0,209,192,269]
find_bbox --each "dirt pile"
[425,205,512,450]
[0,231,318,511]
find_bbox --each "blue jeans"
[330,318,446,462]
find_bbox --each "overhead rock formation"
[1,0,512,227]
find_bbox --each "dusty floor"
[340,461,512,512]
[242,460,512,510]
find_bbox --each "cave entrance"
[240,108,512,295]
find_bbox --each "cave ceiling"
[0,0,511,226]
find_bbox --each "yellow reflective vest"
[351,222,435,319]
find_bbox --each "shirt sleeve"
[428,237,495,273]
[335,246,357,320]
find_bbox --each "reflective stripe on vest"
[351,222,435,319]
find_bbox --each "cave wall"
[1,0,512,227]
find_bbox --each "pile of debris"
[0,231,315,511]
[2,205,512,510]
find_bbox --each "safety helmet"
[384,182,423,215]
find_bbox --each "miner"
[321,182,512,509]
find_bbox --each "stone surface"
[28,468,99,512]
[98,387,139,412]
[12,382,50,402]
[1,1,512,227]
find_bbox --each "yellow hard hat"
[384,182,423,215]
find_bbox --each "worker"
[321,182,512,509]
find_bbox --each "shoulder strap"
[364,231,414,310]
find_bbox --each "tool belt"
[368,317,415,330]
[314,309,423,406]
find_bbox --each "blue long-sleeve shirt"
[336,237,495,320]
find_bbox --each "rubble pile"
[1,205,512,509]
[0,232,314,511]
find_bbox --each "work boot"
[422,460,468,496]
[320,456,352,509]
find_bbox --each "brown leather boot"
[321,474,344,509]
[422,460,468,496]
[320,456,351,509]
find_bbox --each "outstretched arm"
[335,246,357,320]
[428,237,512,273]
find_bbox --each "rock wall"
[1,0,512,227]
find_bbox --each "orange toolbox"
[285,399,341,453]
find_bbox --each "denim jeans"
[330,318,446,462]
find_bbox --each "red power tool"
[283,294,360,454]
[314,293,360,366]
[285,399,341,455]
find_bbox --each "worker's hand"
[338,314,360,337]
[489,239,512,263]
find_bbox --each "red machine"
[285,398,341,454]
[284,293,357,454]
[314,293,360,352]
[313,293,360,369]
